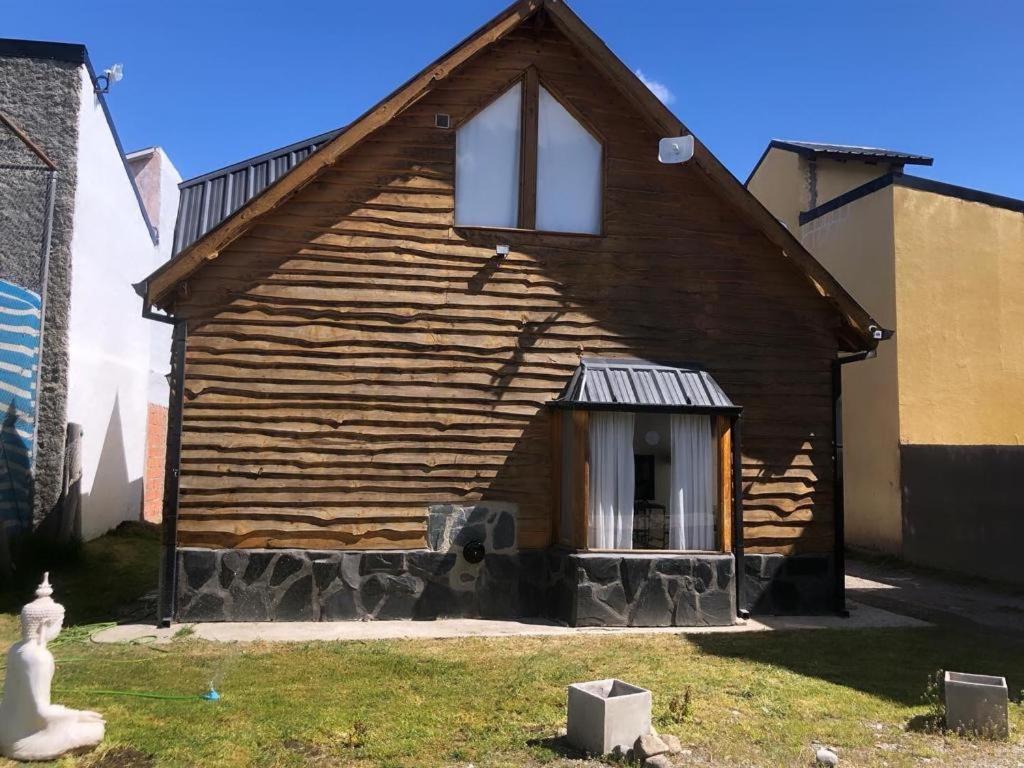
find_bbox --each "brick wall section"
[143,403,167,522]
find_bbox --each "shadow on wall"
[0,401,34,578]
[80,393,142,541]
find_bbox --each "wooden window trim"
[451,75,525,131]
[453,225,603,240]
[587,549,722,555]
[454,68,606,236]
[532,74,606,236]
[518,66,539,229]
[550,408,562,544]
[535,74,607,144]
[717,415,734,551]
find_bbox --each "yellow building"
[748,141,1024,584]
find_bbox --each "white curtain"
[669,414,716,550]
[588,412,635,549]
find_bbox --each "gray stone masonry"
[177,548,738,626]
[564,553,736,627]
[426,503,517,554]
[0,54,82,528]
[177,548,557,622]
[741,553,834,615]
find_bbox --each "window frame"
[551,407,738,555]
[453,68,607,236]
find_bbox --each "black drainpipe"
[731,413,747,619]
[157,321,187,627]
[831,347,878,617]
[134,282,185,627]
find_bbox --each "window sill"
[454,225,603,240]
[576,549,727,555]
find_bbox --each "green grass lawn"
[2,531,1022,767]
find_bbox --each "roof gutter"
[132,279,175,324]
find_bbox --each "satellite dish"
[658,135,694,164]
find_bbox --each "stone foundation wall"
[559,553,736,627]
[176,548,553,623]
[176,547,739,626]
[426,503,517,554]
[741,553,834,615]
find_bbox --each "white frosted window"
[455,82,521,228]
[537,87,602,234]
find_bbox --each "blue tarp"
[0,279,41,531]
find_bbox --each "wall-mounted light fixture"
[94,63,124,94]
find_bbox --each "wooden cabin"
[139,0,884,626]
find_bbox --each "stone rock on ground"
[816,746,839,766]
[643,756,673,768]
[635,733,670,760]
[661,734,683,754]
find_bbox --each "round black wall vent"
[463,539,485,564]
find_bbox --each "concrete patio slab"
[92,599,926,645]
[847,557,1024,637]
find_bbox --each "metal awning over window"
[550,358,740,414]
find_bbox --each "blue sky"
[7,1,1023,199]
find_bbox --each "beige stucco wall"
[746,147,805,233]
[893,186,1024,446]
[801,189,903,553]
[814,158,894,208]
[748,148,899,236]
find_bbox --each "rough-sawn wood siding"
[171,23,838,555]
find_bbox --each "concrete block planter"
[944,671,1009,738]
[566,678,651,755]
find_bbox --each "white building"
[0,39,178,554]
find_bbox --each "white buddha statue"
[0,574,105,761]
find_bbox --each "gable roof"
[139,0,884,352]
[172,127,344,255]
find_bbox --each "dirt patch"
[86,747,156,768]
[282,738,360,766]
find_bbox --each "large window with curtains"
[555,409,734,553]
[586,412,718,551]
[551,358,737,553]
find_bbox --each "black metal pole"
[830,359,847,617]
[731,414,747,619]
[831,349,874,617]
[157,321,187,627]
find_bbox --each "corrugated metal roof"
[552,358,737,412]
[770,139,933,165]
[172,127,345,255]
